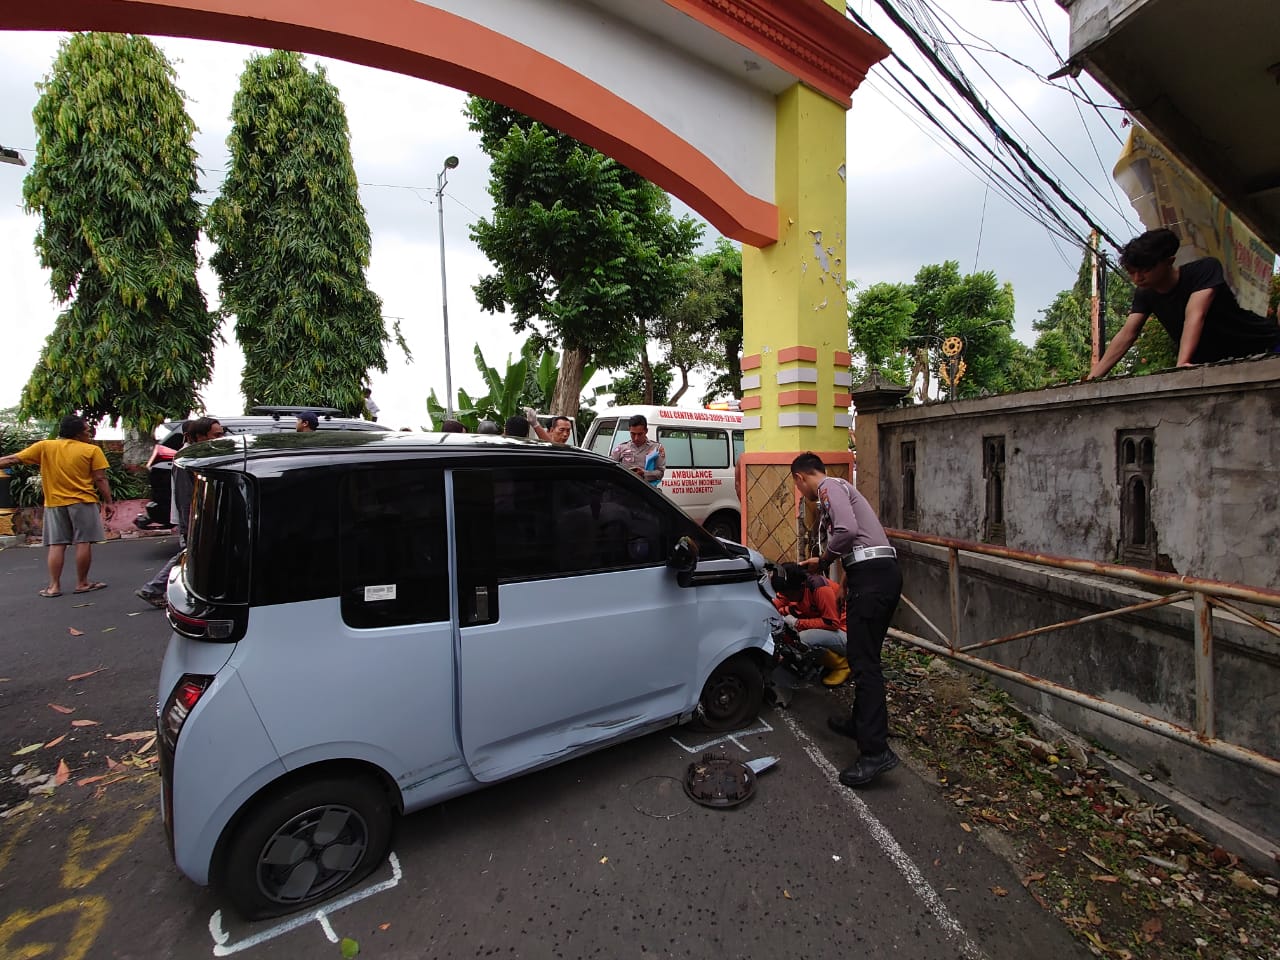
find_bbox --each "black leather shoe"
[839,749,899,787]
[827,715,858,739]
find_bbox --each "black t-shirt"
[1130,257,1279,363]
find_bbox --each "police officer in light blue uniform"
[610,414,665,487]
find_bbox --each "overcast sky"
[0,0,1142,431]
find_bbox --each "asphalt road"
[0,538,1090,960]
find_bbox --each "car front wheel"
[221,774,394,920]
[694,656,764,731]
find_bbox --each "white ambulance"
[583,404,745,541]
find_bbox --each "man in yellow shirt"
[0,415,114,597]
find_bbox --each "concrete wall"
[866,356,1280,860]
[875,357,1280,591]
[893,539,1279,858]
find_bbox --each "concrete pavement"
[0,538,1089,959]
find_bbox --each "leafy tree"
[935,269,1021,397]
[1032,250,1138,381]
[906,261,962,344]
[652,239,744,405]
[847,281,914,384]
[466,98,701,416]
[901,262,1028,398]
[208,50,389,416]
[1032,289,1090,382]
[20,33,214,451]
[605,362,676,406]
[1125,316,1179,375]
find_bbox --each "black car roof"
[177,431,604,475]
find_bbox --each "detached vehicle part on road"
[157,432,776,919]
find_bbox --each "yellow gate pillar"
[739,82,855,557]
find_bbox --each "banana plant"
[475,344,530,423]
[425,337,597,430]
[426,389,482,431]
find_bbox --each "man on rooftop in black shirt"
[1086,228,1279,380]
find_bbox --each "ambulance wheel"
[704,511,741,542]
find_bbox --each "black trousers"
[842,557,903,755]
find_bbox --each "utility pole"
[1089,229,1102,368]
[436,156,460,418]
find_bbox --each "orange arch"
[5,0,780,245]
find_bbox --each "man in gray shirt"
[793,451,902,787]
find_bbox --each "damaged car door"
[451,466,697,781]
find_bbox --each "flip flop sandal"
[38,588,63,598]
[73,582,108,594]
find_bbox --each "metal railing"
[885,529,1280,778]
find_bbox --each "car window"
[732,431,744,464]
[158,428,185,450]
[504,468,671,579]
[658,428,728,469]
[184,471,251,604]
[339,467,450,628]
[252,470,341,606]
[456,466,689,583]
[588,418,618,456]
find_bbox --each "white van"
[583,405,744,541]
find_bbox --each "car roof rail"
[250,405,346,420]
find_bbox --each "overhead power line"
[846,4,1091,248]
[916,0,1134,227]
[852,0,1127,254]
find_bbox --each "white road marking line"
[669,718,774,754]
[777,714,988,960]
[209,852,403,956]
[316,913,339,943]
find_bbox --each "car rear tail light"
[160,674,212,751]
[167,606,235,640]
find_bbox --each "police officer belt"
[841,545,897,569]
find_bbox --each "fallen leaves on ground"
[881,643,1280,960]
[12,743,42,756]
[107,731,153,742]
[53,759,70,786]
[48,703,74,714]
[68,627,84,636]
[45,734,67,748]
[71,719,98,727]
[66,668,103,681]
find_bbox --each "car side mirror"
[667,535,698,575]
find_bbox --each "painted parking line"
[776,713,988,960]
[669,718,775,754]
[208,852,403,956]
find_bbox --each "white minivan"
[157,432,776,919]
[583,405,745,541]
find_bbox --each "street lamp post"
[436,155,460,418]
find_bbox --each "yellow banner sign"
[1113,126,1276,315]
